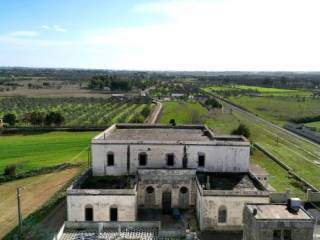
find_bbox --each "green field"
[228,96,320,125]
[251,148,304,194]
[0,131,98,174]
[159,101,209,124]
[305,121,320,131]
[204,85,311,97]
[203,86,319,126]
[0,97,152,126]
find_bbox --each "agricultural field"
[203,85,320,126]
[158,101,208,124]
[0,167,81,239]
[0,97,153,126]
[204,85,312,97]
[0,131,98,174]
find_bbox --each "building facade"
[67,124,270,231]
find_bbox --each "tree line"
[2,111,64,127]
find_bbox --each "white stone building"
[66,123,270,235]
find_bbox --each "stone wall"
[243,206,314,240]
[92,143,250,176]
[137,169,196,208]
[197,194,269,231]
[67,193,137,221]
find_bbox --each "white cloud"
[9,31,38,37]
[40,25,50,30]
[53,25,67,32]
[85,0,320,70]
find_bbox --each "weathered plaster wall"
[198,195,269,231]
[92,143,250,176]
[67,194,137,221]
[243,207,314,240]
[137,169,195,208]
[92,144,128,176]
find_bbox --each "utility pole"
[17,187,23,239]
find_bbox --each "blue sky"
[1,0,320,70]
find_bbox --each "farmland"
[0,167,81,239]
[203,85,320,126]
[158,101,208,124]
[0,131,98,174]
[0,97,153,126]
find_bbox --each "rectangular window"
[139,153,147,166]
[198,154,205,167]
[283,230,292,240]
[107,153,114,166]
[167,154,174,166]
[273,230,281,240]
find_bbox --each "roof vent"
[287,198,302,213]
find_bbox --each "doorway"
[110,207,118,221]
[162,190,172,214]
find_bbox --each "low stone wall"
[307,189,320,202]
[64,221,160,230]
[269,192,290,203]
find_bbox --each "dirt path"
[0,167,81,239]
[145,101,163,124]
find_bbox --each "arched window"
[180,187,188,194]
[145,186,155,207]
[198,153,205,167]
[139,152,148,166]
[166,153,175,166]
[179,187,189,208]
[218,206,227,223]
[107,152,114,166]
[146,186,154,194]
[85,204,93,221]
[110,206,118,221]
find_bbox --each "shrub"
[169,119,176,126]
[4,164,16,177]
[204,97,222,109]
[3,113,16,126]
[232,124,251,138]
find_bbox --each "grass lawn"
[205,111,240,135]
[233,110,320,190]
[0,167,81,239]
[251,148,305,195]
[228,96,320,125]
[159,101,208,124]
[0,131,98,174]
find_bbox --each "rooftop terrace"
[246,203,313,220]
[197,172,265,191]
[94,124,247,143]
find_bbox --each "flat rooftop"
[95,124,247,143]
[197,172,264,191]
[246,204,313,220]
[108,127,210,141]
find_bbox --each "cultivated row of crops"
[0,97,153,126]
